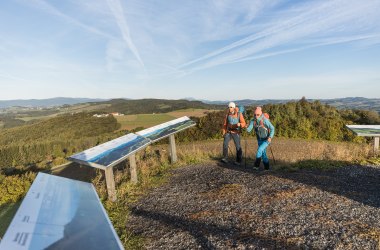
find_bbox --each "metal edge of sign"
[143,121,196,144]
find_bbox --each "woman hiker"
[247,106,275,170]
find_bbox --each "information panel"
[136,116,196,142]
[346,125,380,136]
[0,173,124,250]
[68,116,195,169]
[68,133,151,168]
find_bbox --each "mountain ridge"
[0,97,109,109]
[1,97,379,113]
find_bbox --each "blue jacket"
[247,115,275,140]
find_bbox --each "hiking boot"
[233,161,241,166]
[254,158,261,168]
[263,162,270,170]
[221,158,228,163]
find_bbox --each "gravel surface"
[127,162,380,249]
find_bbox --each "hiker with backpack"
[221,102,246,165]
[247,106,275,170]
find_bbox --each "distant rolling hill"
[1,97,379,113]
[320,97,380,113]
[0,97,108,109]
[201,97,380,113]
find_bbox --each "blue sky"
[1,0,380,101]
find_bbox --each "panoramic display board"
[0,173,124,250]
[68,116,195,168]
[346,125,380,136]
[68,133,151,168]
[136,116,196,142]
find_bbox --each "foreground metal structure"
[68,116,196,201]
[0,173,124,250]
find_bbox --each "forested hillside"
[178,98,380,143]
[0,113,121,168]
[96,99,222,114]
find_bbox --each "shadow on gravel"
[273,164,380,209]
[130,207,299,249]
[217,160,380,208]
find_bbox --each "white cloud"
[177,0,380,74]
[106,0,145,69]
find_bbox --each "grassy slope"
[0,202,21,239]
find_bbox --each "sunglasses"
[229,107,234,108]
[254,114,261,116]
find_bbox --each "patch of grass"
[0,201,21,239]
[275,159,350,172]
[17,115,53,122]
[360,157,380,166]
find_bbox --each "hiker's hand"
[237,123,241,127]
[267,137,272,143]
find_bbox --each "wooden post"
[105,167,116,202]
[374,137,379,156]
[129,154,138,184]
[169,134,177,163]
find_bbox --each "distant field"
[116,108,210,130]
[167,108,211,118]
[17,115,55,122]
[14,103,112,122]
[116,114,176,130]
[0,121,4,129]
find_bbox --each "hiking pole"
[228,144,233,161]
[269,145,276,166]
[244,136,247,168]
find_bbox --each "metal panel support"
[374,137,379,156]
[169,134,177,163]
[105,167,116,202]
[129,154,138,184]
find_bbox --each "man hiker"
[247,106,275,170]
[221,102,246,165]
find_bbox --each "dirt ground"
[127,162,380,249]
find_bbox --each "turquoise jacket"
[247,115,275,139]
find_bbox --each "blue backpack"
[238,105,245,116]
[226,105,245,130]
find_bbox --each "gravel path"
[127,162,380,249]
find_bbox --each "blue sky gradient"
[1,0,379,100]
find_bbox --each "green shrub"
[0,172,36,205]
